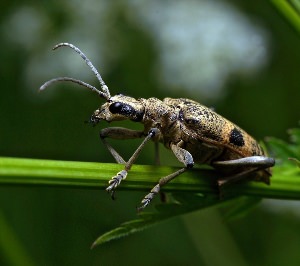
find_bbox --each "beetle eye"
[109,102,123,114]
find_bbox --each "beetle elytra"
[40,43,275,210]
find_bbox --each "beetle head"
[90,94,144,125]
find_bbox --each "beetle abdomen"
[164,98,265,159]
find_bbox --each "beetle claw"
[105,170,127,199]
[137,198,151,212]
[137,185,160,212]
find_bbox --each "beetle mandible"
[40,43,275,210]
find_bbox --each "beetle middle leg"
[138,142,194,211]
[101,127,160,198]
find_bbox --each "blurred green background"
[1,1,300,265]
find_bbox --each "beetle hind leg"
[212,156,275,187]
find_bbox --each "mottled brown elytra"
[40,43,275,210]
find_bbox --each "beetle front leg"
[103,128,160,198]
[138,142,194,211]
[212,156,275,186]
[100,127,145,164]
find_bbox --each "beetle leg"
[104,128,160,198]
[170,142,195,168]
[137,168,186,211]
[212,156,275,186]
[153,141,168,203]
[100,127,145,164]
[137,143,194,211]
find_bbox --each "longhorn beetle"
[40,43,275,210]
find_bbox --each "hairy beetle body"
[40,43,275,210]
[93,96,271,185]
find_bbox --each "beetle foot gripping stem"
[137,184,160,212]
[137,168,187,211]
[106,170,127,199]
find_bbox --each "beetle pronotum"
[40,43,275,210]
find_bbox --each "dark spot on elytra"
[229,127,245,147]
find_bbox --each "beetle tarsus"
[137,184,160,211]
[106,170,127,197]
[137,199,150,212]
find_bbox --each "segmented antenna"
[39,43,111,100]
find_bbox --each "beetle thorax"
[140,98,181,143]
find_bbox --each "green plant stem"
[271,0,300,33]
[0,157,299,200]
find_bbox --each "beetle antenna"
[39,77,108,99]
[39,43,111,100]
